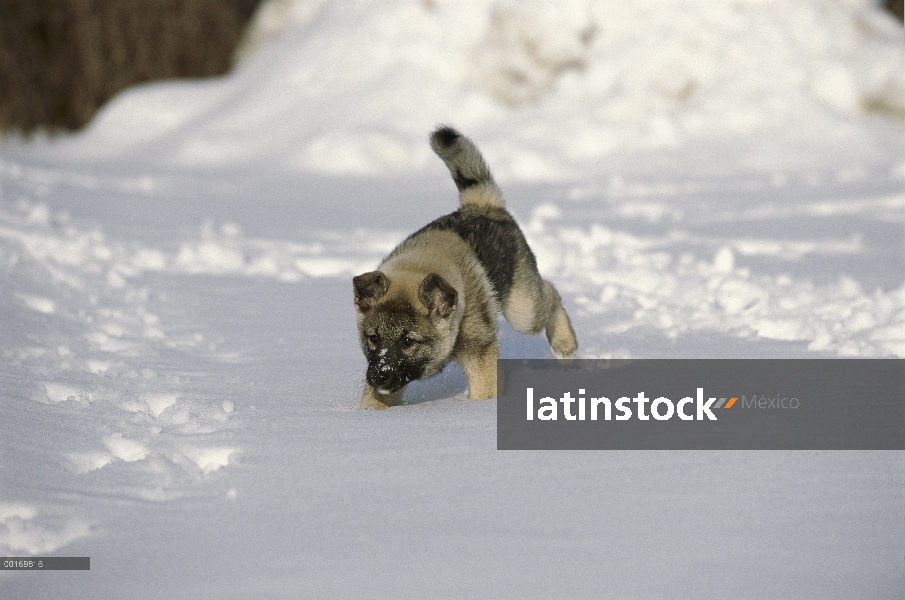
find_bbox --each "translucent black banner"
[497,359,904,450]
[1,557,90,570]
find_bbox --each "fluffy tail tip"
[430,125,462,156]
[428,125,502,208]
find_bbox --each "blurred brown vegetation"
[0,0,261,135]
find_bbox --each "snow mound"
[0,503,91,556]
[14,0,904,180]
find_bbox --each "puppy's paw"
[551,340,577,361]
[548,322,578,361]
[361,396,392,410]
[361,386,402,410]
[468,388,497,401]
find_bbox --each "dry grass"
[0,0,258,135]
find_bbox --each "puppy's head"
[353,271,458,395]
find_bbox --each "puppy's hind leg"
[503,277,577,360]
[541,281,578,360]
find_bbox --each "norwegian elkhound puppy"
[353,126,577,409]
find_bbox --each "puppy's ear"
[418,273,457,318]
[353,271,388,311]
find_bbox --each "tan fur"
[541,281,578,359]
[360,386,403,410]
[459,183,503,210]
[457,341,499,400]
[381,230,495,378]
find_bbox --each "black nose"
[371,370,393,387]
[368,359,410,393]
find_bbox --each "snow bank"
[0,503,91,556]
[13,0,904,180]
[524,202,905,357]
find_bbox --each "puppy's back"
[392,127,536,302]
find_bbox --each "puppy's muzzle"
[367,351,425,394]
[367,365,407,394]
[368,369,396,392]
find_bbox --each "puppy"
[353,126,577,409]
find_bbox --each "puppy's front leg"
[459,342,499,400]
[361,384,403,410]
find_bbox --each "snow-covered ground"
[1,1,903,597]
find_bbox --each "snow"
[1,0,903,598]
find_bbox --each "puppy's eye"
[400,336,416,349]
[367,334,379,346]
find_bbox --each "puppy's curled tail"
[430,126,503,210]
